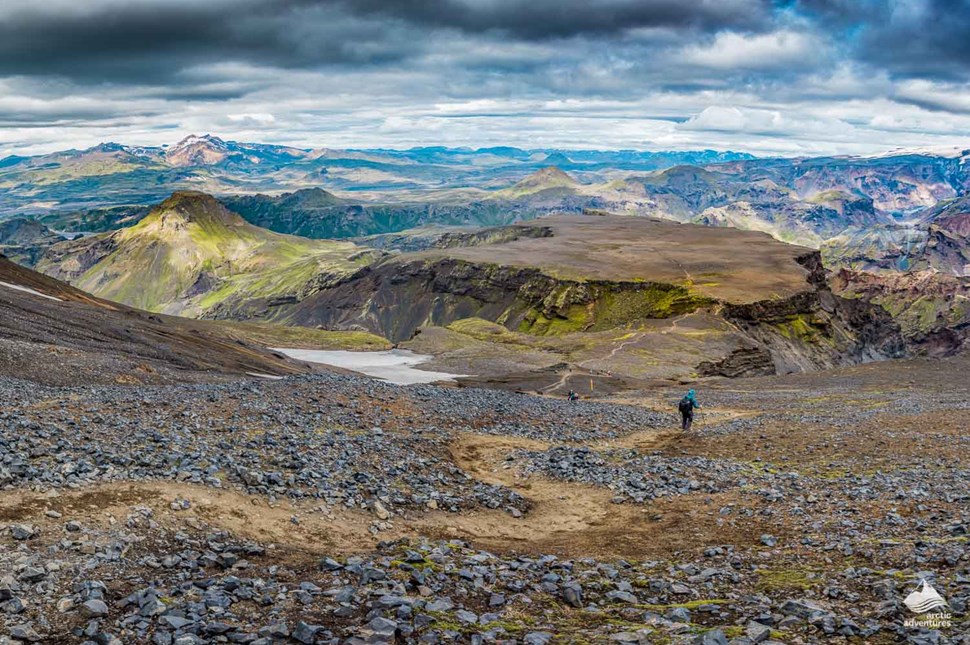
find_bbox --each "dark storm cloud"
[858,0,970,81]
[14,0,967,99]
[0,1,415,85]
[339,0,773,40]
[796,0,970,82]
[4,0,970,156]
[0,0,776,88]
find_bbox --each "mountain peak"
[89,142,128,153]
[149,191,245,228]
[165,135,230,167]
[283,187,346,206]
[172,134,226,148]
[513,166,578,190]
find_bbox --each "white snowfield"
[272,348,468,385]
[245,372,285,380]
[0,280,62,302]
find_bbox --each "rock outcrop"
[831,268,970,356]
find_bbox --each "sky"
[3,0,970,157]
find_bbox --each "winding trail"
[410,429,760,558]
[540,313,698,395]
[0,427,761,562]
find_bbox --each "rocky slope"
[0,342,968,643]
[0,254,313,384]
[34,192,377,317]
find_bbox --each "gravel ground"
[1,357,969,643]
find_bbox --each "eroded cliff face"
[210,257,713,344]
[715,253,907,373]
[208,248,908,378]
[831,268,970,357]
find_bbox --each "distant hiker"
[567,390,579,401]
[678,389,701,431]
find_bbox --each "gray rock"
[524,633,554,645]
[364,617,397,638]
[694,629,729,645]
[292,621,323,644]
[745,622,771,643]
[8,624,42,642]
[81,599,108,618]
[561,583,584,608]
[607,590,638,604]
[455,610,478,624]
[9,525,34,541]
[779,598,828,619]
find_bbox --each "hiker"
[567,390,579,401]
[678,389,701,431]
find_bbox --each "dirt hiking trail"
[0,428,766,563]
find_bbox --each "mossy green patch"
[215,321,390,350]
[595,285,712,326]
[756,567,820,592]
[638,598,729,611]
[516,282,713,337]
[773,313,829,344]
[518,303,592,335]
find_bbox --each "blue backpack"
[678,397,692,414]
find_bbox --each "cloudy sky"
[3,0,970,157]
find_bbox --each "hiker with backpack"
[678,389,701,431]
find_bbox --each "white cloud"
[679,105,854,137]
[682,30,824,71]
[894,79,970,114]
[227,112,276,124]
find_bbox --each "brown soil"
[418,214,813,303]
[407,432,774,559]
[0,256,316,385]
[0,428,777,563]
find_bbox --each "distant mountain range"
[4,135,970,259]
[822,194,970,276]
[4,188,963,362]
[0,134,753,214]
[3,136,970,358]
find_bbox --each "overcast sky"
[3,0,970,157]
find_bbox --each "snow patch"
[272,348,468,385]
[246,372,285,380]
[0,280,62,301]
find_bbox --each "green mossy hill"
[37,191,375,316]
[772,313,829,343]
